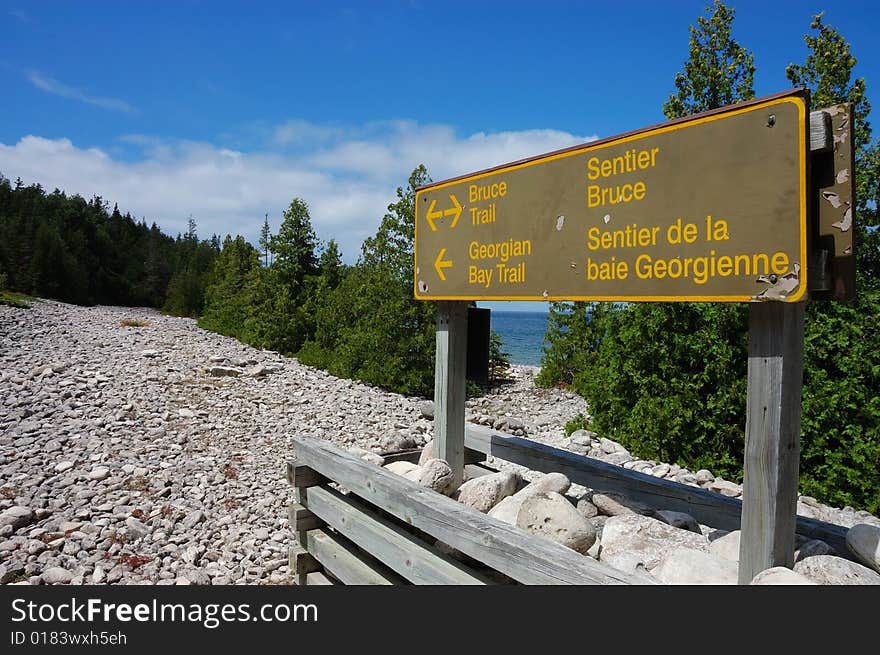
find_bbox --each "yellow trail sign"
[414,90,808,303]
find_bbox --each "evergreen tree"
[787,12,879,288]
[663,0,755,118]
[270,198,318,291]
[163,216,217,317]
[30,221,68,299]
[199,235,261,338]
[298,166,438,396]
[236,198,320,355]
[783,14,880,510]
[542,0,757,477]
[318,239,343,288]
[259,213,272,267]
[186,215,197,241]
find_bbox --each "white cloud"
[273,120,347,146]
[0,121,596,264]
[26,70,136,113]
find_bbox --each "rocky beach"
[1,299,878,585]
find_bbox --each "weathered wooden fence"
[462,424,851,557]
[286,434,653,585]
[287,425,853,585]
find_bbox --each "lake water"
[490,311,549,367]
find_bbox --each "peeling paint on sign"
[811,103,856,302]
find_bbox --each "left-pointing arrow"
[434,248,452,281]
[426,199,441,231]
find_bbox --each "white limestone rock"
[0,506,35,531]
[244,364,271,378]
[794,539,836,562]
[708,530,741,563]
[417,459,456,496]
[516,491,596,554]
[209,366,242,377]
[599,514,709,572]
[88,466,110,481]
[576,499,599,520]
[124,517,150,541]
[793,555,880,585]
[488,472,572,525]
[380,432,417,452]
[41,567,74,584]
[846,523,880,574]
[417,440,435,466]
[383,461,424,484]
[592,492,654,517]
[750,567,816,585]
[708,478,742,497]
[651,548,738,585]
[456,471,519,513]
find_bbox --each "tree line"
[196,168,441,397]
[0,179,217,314]
[538,4,880,514]
[0,165,445,398]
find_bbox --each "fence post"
[738,301,806,584]
[434,301,469,487]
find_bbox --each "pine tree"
[787,12,879,287]
[318,239,343,288]
[259,213,272,267]
[541,0,757,477]
[297,166,438,396]
[186,215,197,241]
[199,235,261,337]
[663,0,755,119]
[783,13,880,511]
[270,198,318,290]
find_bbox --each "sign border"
[414,90,808,303]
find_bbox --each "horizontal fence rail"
[463,424,851,557]
[289,434,653,585]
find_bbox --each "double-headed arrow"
[426,194,463,231]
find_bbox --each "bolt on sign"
[414,90,808,302]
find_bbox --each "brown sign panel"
[414,91,808,302]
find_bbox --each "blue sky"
[2,0,879,312]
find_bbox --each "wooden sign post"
[737,103,849,582]
[738,302,805,582]
[434,301,468,488]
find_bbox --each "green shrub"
[0,291,30,308]
[798,292,880,513]
[565,413,590,436]
[488,330,511,386]
[540,294,880,514]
